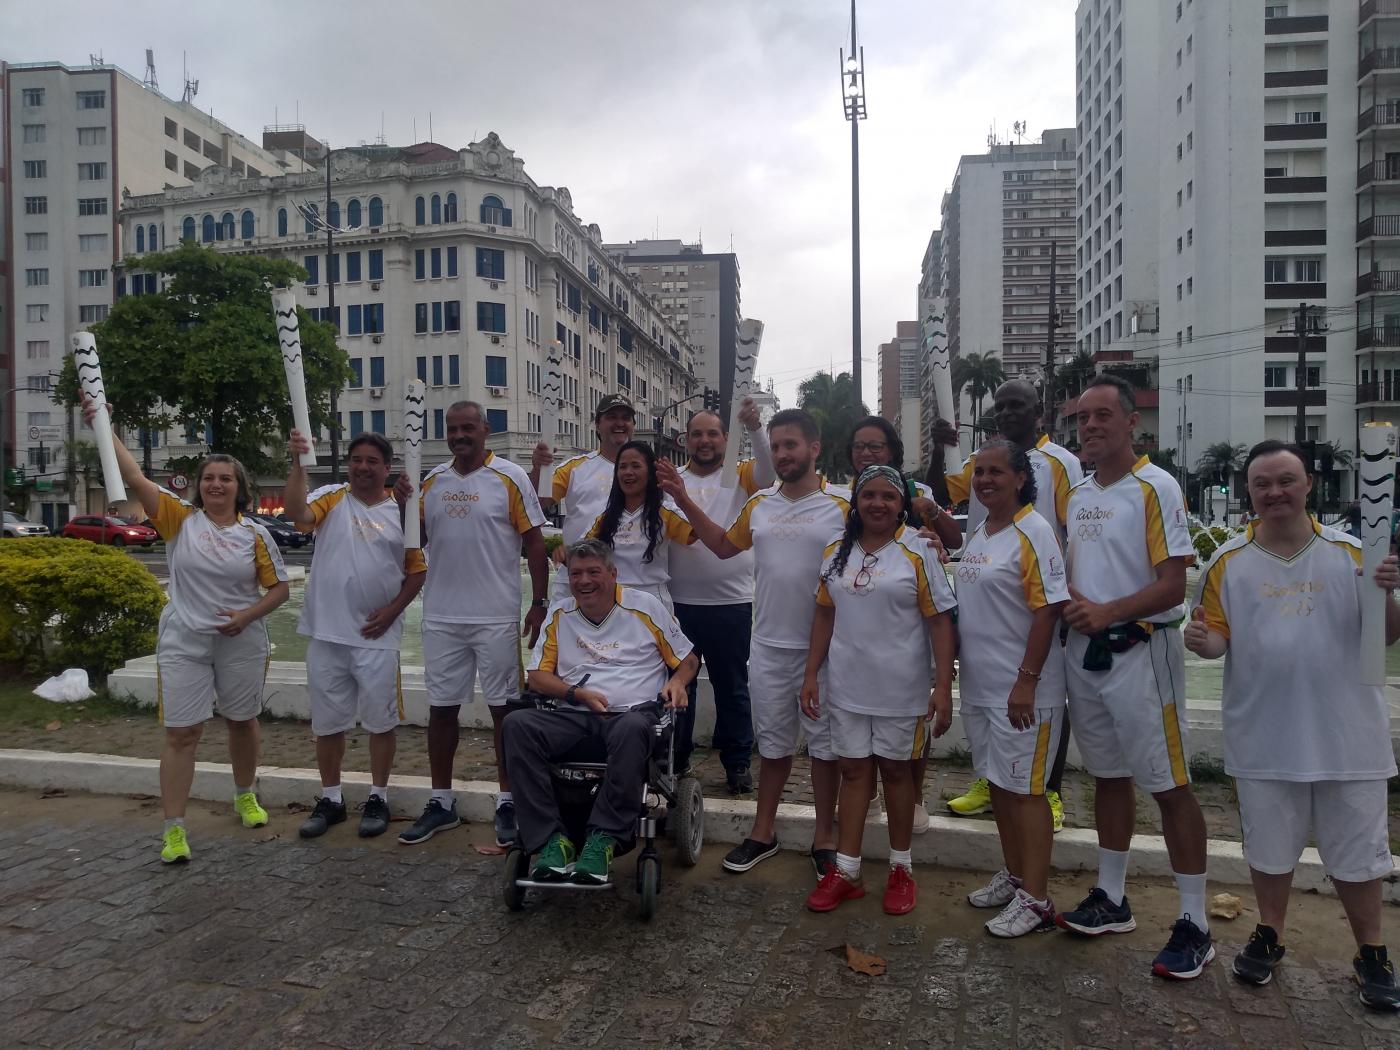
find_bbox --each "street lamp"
[839,0,868,405]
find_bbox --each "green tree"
[1196,442,1247,485]
[951,352,1004,435]
[797,370,868,480]
[54,242,348,475]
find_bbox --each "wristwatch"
[564,684,579,704]
[531,598,547,608]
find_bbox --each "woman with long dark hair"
[589,440,696,607]
[800,465,957,916]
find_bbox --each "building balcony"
[1265,13,1329,33]
[1265,281,1327,299]
[1358,160,1400,187]
[1265,335,1327,354]
[1359,102,1400,132]
[1358,215,1400,240]
[1264,121,1327,141]
[1358,269,1400,294]
[1358,380,1400,404]
[1361,0,1400,28]
[1267,175,1328,193]
[1264,389,1327,408]
[1357,324,1400,348]
[1265,68,1328,88]
[1266,228,1327,246]
[1360,48,1400,79]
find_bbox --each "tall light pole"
[840,0,868,404]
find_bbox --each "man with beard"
[659,409,850,876]
[668,397,773,793]
[400,402,550,848]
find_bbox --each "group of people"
[81,367,1400,1009]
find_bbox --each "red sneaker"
[806,869,866,912]
[883,865,917,915]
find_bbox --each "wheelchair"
[501,693,705,921]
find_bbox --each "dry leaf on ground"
[1209,892,1244,920]
[473,843,508,856]
[44,721,61,732]
[826,943,886,976]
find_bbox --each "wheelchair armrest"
[518,691,559,712]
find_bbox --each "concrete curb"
[2,748,1393,902]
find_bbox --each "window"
[347,199,361,228]
[445,193,458,222]
[415,250,426,281]
[220,213,235,240]
[1187,277,1193,295]
[1265,4,1288,16]
[477,247,506,280]
[1295,259,1322,282]
[23,160,47,179]
[416,357,428,382]
[328,200,340,228]
[21,88,44,107]
[445,300,461,332]
[277,208,288,236]
[79,269,108,287]
[25,269,49,287]
[347,304,363,336]
[371,410,386,435]
[1187,325,1194,342]
[77,197,108,216]
[79,304,109,324]
[23,124,45,143]
[432,356,444,386]
[431,248,442,280]
[431,194,442,225]
[349,359,364,388]
[1186,132,1193,152]
[303,203,318,233]
[24,196,47,215]
[477,302,507,332]
[304,255,319,285]
[79,234,107,253]
[481,195,512,226]
[1305,365,1321,388]
[148,224,158,251]
[1186,180,1193,199]
[432,302,443,333]
[346,252,362,283]
[26,374,52,392]
[368,250,384,281]
[446,246,458,278]
[202,139,222,163]
[617,363,632,389]
[486,409,507,433]
[370,357,385,387]
[183,161,201,181]
[76,91,105,110]
[135,226,146,253]
[364,304,384,334]
[1176,283,1183,302]
[26,305,48,322]
[368,196,383,226]
[1186,34,1192,55]
[415,303,429,334]
[1186,228,1193,246]
[165,117,178,139]
[414,196,426,225]
[26,339,50,359]
[241,210,254,239]
[349,411,364,435]
[201,215,216,242]
[1176,236,1183,254]
[77,126,106,146]
[1294,111,1321,124]
[449,355,460,385]
[433,409,445,439]
[485,356,508,386]
[184,128,201,151]
[182,216,196,242]
[1176,143,1183,161]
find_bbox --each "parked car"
[61,515,158,547]
[2,511,49,538]
[249,513,312,549]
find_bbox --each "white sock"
[431,788,454,808]
[322,784,343,805]
[370,785,388,802]
[836,852,862,879]
[234,785,253,801]
[163,817,185,832]
[889,848,912,872]
[1175,871,1208,932]
[1096,847,1130,906]
[497,791,513,806]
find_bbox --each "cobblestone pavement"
[2,791,1398,1049]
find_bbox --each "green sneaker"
[572,831,616,885]
[532,832,576,881]
[234,792,269,828]
[161,824,191,864]
[947,777,992,816]
[1047,790,1065,833]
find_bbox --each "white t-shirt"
[726,482,851,649]
[1196,520,1398,782]
[553,451,617,546]
[528,586,694,711]
[1066,456,1194,625]
[669,458,770,606]
[297,484,427,650]
[587,503,695,591]
[816,528,957,717]
[421,452,546,624]
[151,490,289,634]
[955,506,1070,709]
[947,435,1083,541]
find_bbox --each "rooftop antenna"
[428,112,433,142]
[142,49,159,92]
[1013,119,1026,144]
[181,51,198,104]
[89,52,104,68]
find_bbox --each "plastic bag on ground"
[34,669,96,703]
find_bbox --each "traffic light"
[1218,484,1229,495]
[702,387,720,412]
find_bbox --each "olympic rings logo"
[1077,523,1103,540]
[956,565,980,583]
[770,525,806,541]
[444,505,472,519]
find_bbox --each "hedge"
[0,537,165,678]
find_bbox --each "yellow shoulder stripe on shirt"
[536,609,564,674]
[1012,507,1052,610]
[895,538,938,618]
[661,506,696,545]
[251,531,283,589]
[404,548,428,575]
[1196,538,1247,639]
[552,454,590,503]
[152,489,196,541]
[737,458,760,495]
[1134,472,1171,567]
[306,485,348,531]
[625,602,682,669]
[488,462,535,534]
[946,456,974,504]
[726,492,766,550]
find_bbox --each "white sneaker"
[967,867,1019,909]
[911,802,930,835]
[984,888,1057,938]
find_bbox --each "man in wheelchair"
[505,538,698,884]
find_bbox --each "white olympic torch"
[1359,422,1397,686]
[721,319,764,488]
[922,297,963,458]
[537,340,565,498]
[272,289,316,467]
[402,379,426,550]
[70,332,127,504]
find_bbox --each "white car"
[2,510,49,537]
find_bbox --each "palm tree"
[1196,442,1247,485]
[951,352,1004,435]
[798,370,868,480]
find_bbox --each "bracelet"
[1016,666,1041,680]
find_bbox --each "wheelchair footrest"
[513,877,616,892]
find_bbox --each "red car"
[62,515,159,547]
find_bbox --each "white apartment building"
[118,133,697,494]
[2,59,303,527]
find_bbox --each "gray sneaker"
[358,794,391,838]
[494,802,517,847]
[397,799,460,845]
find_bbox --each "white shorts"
[1065,627,1191,794]
[1237,778,1395,883]
[156,606,268,729]
[423,620,524,708]
[828,706,926,761]
[750,641,835,761]
[306,639,403,735]
[962,705,1064,796]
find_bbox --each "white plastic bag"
[33,669,95,703]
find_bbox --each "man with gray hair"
[505,539,698,884]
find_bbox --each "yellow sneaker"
[234,791,269,828]
[946,777,992,816]
[1047,790,1065,834]
[161,824,191,864]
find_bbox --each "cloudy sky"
[3,0,1076,408]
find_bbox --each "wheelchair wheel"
[672,776,704,867]
[502,847,529,912]
[637,856,660,921]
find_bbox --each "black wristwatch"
[531,598,547,608]
[564,684,579,704]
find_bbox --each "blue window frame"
[445,193,458,222]
[220,213,235,239]
[476,248,505,280]
[486,409,507,433]
[432,356,444,386]
[149,224,158,250]
[304,203,318,233]
[135,226,145,252]
[202,215,216,242]
[444,300,460,332]
[368,196,383,226]
[430,194,441,224]
[349,410,364,435]
[371,410,385,435]
[368,249,383,281]
[416,357,427,383]
[348,359,363,388]
[347,304,363,336]
[364,304,384,334]
[433,408,444,439]
[432,302,443,333]
[480,195,512,226]
[618,327,633,353]
[182,217,196,242]
[328,200,340,228]
[477,302,506,333]
[485,355,507,386]
[446,246,458,278]
[414,250,425,281]
[370,357,385,386]
[304,255,319,285]
[430,248,441,280]
[347,199,361,228]
[414,196,425,225]
[327,254,340,284]
[277,208,287,236]
[240,210,254,239]
[346,251,361,283]
[449,355,460,385]
[415,303,428,334]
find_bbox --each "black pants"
[502,705,659,854]
[673,602,755,773]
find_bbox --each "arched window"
[430,194,441,225]
[148,224,158,250]
[201,215,216,243]
[277,207,288,236]
[414,196,425,225]
[240,210,254,239]
[304,203,318,234]
[220,212,235,240]
[135,225,145,253]
[480,194,511,227]
[328,200,340,228]
[368,196,383,226]
[182,217,196,242]
[445,192,458,222]
[347,199,361,228]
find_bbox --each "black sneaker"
[721,837,779,873]
[397,799,460,845]
[298,796,347,839]
[1056,887,1138,936]
[358,794,390,838]
[1152,916,1216,980]
[726,767,754,794]
[494,802,517,847]
[1232,924,1285,986]
[1356,944,1400,1010]
[810,847,838,880]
